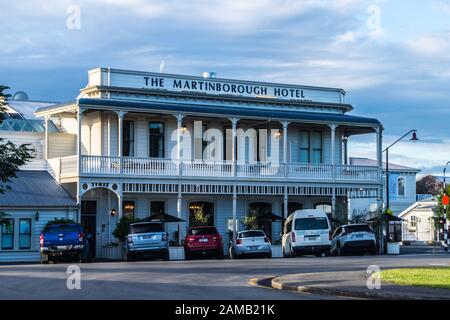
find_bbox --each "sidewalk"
[271,270,450,300]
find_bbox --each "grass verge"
[380,267,450,290]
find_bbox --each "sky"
[1,0,450,176]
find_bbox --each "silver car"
[229,230,272,259]
[126,221,169,261]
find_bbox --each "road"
[0,254,449,300]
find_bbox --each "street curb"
[270,276,446,300]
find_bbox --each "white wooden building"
[348,158,420,219]
[32,67,384,258]
[399,197,437,243]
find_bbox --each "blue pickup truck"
[40,223,91,264]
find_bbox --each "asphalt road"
[0,254,449,300]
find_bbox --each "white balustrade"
[79,156,380,182]
[182,160,233,177]
[288,163,333,180]
[122,157,178,176]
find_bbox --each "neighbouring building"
[0,95,79,262]
[2,67,385,261]
[0,171,78,262]
[348,157,420,219]
[399,197,437,243]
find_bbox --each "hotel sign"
[89,68,345,104]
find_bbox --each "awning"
[70,98,381,127]
[258,213,284,222]
[367,213,405,222]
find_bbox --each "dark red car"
[184,226,224,260]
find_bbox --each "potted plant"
[242,213,259,230]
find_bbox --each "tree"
[0,86,35,195]
[416,175,443,196]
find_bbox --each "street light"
[383,130,419,210]
[443,161,450,191]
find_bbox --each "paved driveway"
[0,254,448,300]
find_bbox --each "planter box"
[387,242,400,255]
[169,246,185,260]
[100,245,124,260]
[271,245,283,258]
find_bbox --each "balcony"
[77,155,381,183]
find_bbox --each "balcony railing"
[79,155,381,183]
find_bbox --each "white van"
[282,209,331,257]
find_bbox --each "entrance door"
[81,201,97,258]
[249,202,273,240]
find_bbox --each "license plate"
[247,246,258,250]
[199,238,208,242]
[141,235,160,240]
[353,234,364,238]
[307,237,318,241]
[56,245,69,250]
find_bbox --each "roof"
[36,98,381,127]
[0,171,77,208]
[6,100,57,119]
[349,157,420,172]
[399,198,437,218]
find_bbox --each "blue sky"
[1,0,450,175]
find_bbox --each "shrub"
[113,216,140,241]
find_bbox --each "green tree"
[0,86,35,225]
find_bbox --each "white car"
[282,209,331,257]
[229,230,272,259]
[330,224,377,256]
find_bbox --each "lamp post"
[384,130,419,210]
[382,130,418,254]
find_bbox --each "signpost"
[443,194,449,252]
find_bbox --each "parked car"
[125,221,169,261]
[229,230,272,259]
[330,224,377,256]
[282,209,331,257]
[40,223,91,264]
[184,226,224,260]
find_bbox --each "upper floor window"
[299,131,322,164]
[398,177,406,197]
[149,122,165,158]
[123,120,135,157]
[150,201,165,215]
[1,219,14,250]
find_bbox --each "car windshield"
[130,223,164,234]
[189,227,217,235]
[345,225,373,234]
[239,231,265,238]
[46,225,80,233]
[295,217,328,230]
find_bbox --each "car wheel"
[163,251,170,261]
[126,253,134,262]
[315,253,323,257]
[184,251,191,260]
[217,251,224,260]
[336,243,342,256]
[370,248,377,256]
[266,252,272,259]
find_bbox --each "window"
[315,203,332,215]
[19,219,31,249]
[123,201,135,218]
[295,217,329,231]
[189,201,215,227]
[188,227,218,236]
[123,120,135,156]
[398,177,406,197]
[281,202,303,217]
[410,216,417,228]
[149,122,165,158]
[130,223,164,234]
[299,131,309,163]
[299,131,322,163]
[150,201,165,215]
[202,124,208,160]
[239,230,266,238]
[1,219,14,250]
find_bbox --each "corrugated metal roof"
[0,171,77,207]
[35,98,382,127]
[349,157,420,172]
[76,98,382,126]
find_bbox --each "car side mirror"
[181,240,185,246]
[86,233,92,240]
